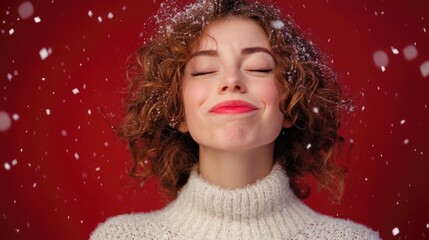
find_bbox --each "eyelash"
[191,69,272,76]
[250,69,272,73]
[191,71,215,76]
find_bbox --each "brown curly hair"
[119,0,346,199]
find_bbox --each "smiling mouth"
[209,100,258,114]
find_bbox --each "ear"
[178,121,188,133]
[283,118,293,128]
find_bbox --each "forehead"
[193,17,270,51]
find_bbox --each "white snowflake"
[4,162,11,171]
[373,50,389,68]
[403,45,418,60]
[420,61,429,78]
[392,227,400,236]
[34,16,41,23]
[18,1,34,19]
[39,47,52,60]
[390,46,399,54]
[7,73,13,81]
[312,107,319,114]
[271,20,285,30]
[0,111,12,131]
[12,114,20,121]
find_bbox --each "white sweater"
[91,164,380,239]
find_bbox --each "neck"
[198,143,275,188]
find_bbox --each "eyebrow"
[241,47,273,57]
[190,47,273,59]
[190,50,218,58]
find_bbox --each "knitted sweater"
[91,164,379,239]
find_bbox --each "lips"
[209,100,258,114]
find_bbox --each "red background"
[1,0,428,239]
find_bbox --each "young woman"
[91,0,379,239]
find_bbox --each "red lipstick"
[209,100,257,114]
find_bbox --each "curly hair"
[119,0,346,199]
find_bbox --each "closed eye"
[249,69,273,73]
[191,71,216,76]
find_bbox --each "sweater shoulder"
[298,215,380,240]
[90,211,168,240]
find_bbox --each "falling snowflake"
[312,107,319,114]
[12,114,20,121]
[7,73,13,81]
[390,46,399,55]
[39,47,53,60]
[420,61,429,78]
[61,129,68,137]
[271,20,285,30]
[403,45,418,60]
[0,111,12,131]
[373,50,389,68]
[18,1,34,19]
[392,227,400,236]
[4,162,11,171]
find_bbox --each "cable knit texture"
[91,164,380,239]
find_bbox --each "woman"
[91,0,380,239]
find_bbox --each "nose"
[218,68,246,94]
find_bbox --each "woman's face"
[180,17,285,151]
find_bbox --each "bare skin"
[180,17,291,188]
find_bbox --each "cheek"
[257,81,283,107]
[182,81,209,115]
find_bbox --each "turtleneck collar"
[180,163,291,220]
[158,163,322,239]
